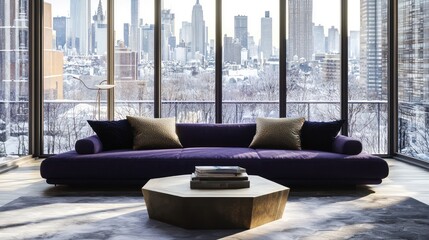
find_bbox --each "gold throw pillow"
[126,116,183,150]
[249,117,305,149]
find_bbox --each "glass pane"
[160,0,215,123]
[286,0,341,120]
[348,0,388,154]
[222,0,280,123]
[398,0,429,161]
[0,0,29,161]
[114,0,154,119]
[44,0,107,154]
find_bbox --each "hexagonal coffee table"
[142,174,289,229]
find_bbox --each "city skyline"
[46,0,360,50]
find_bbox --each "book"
[195,166,246,174]
[190,179,250,189]
[191,172,249,181]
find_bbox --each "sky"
[46,0,360,48]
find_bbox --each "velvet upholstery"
[42,123,388,186]
[332,135,363,155]
[301,120,345,152]
[87,119,133,150]
[75,135,104,154]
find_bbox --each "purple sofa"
[40,123,389,186]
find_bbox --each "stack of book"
[190,166,250,189]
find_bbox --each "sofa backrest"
[176,123,256,148]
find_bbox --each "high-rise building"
[180,21,192,46]
[398,0,429,102]
[288,0,313,61]
[260,11,273,61]
[91,0,107,55]
[130,0,139,52]
[313,24,325,54]
[70,0,91,55]
[327,26,339,53]
[234,15,248,49]
[0,0,29,141]
[191,0,206,58]
[44,2,64,100]
[162,9,175,61]
[349,30,360,59]
[53,16,70,50]
[124,23,130,48]
[142,24,155,61]
[224,34,241,64]
[360,0,388,100]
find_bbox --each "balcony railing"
[0,100,388,156]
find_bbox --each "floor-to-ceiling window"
[36,0,396,156]
[398,0,429,161]
[222,0,279,123]
[114,0,155,119]
[0,0,29,162]
[161,0,215,122]
[286,0,341,121]
[348,0,388,154]
[43,0,107,154]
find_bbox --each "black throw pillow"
[300,120,345,151]
[87,119,133,150]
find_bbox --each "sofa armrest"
[332,135,363,155]
[75,135,103,154]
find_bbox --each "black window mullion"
[279,0,287,117]
[215,0,222,123]
[154,0,162,118]
[341,0,348,135]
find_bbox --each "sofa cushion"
[176,123,256,147]
[87,119,133,150]
[249,117,305,149]
[301,120,345,151]
[75,135,103,154]
[126,116,183,150]
[333,135,363,155]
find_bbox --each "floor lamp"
[72,76,115,120]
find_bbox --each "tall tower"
[234,15,248,49]
[287,0,313,61]
[191,0,206,58]
[327,26,339,53]
[91,0,107,54]
[313,24,325,54]
[260,11,272,60]
[360,0,388,100]
[70,0,91,55]
[130,0,139,52]
[0,0,29,143]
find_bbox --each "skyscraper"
[360,0,387,100]
[313,24,325,54]
[53,16,70,50]
[349,30,360,59]
[327,26,339,53]
[234,15,248,49]
[130,0,139,52]
[260,11,273,61]
[180,21,192,47]
[162,9,175,60]
[70,0,91,55]
[191,0,206,58]
[91,0,107,54]
[288,0,313,61]
[124,23,130,48]
[0,0,29,141]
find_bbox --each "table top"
[142,174,289,198]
